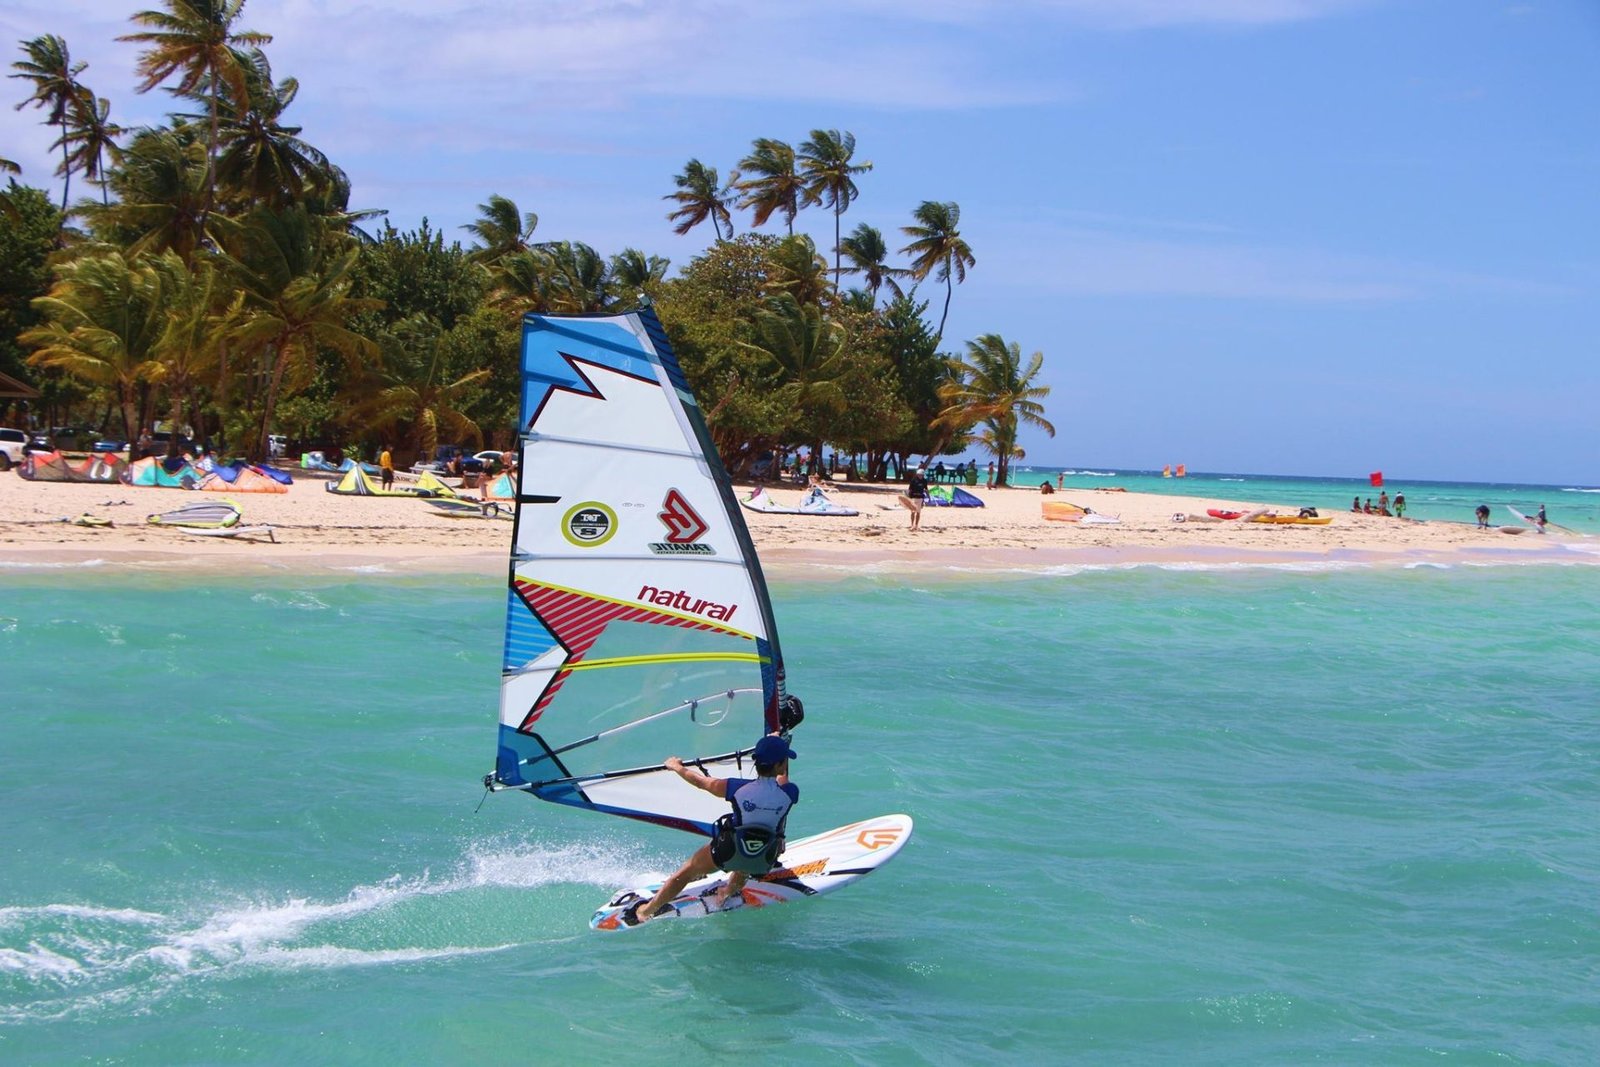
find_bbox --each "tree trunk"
[256,339,291,462]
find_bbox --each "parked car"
[267,434,287,458]
[147,430,196,457]
[0,427,27,470]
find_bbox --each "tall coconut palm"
[936,333,1053,488]
[797,129,872,288]
[219,205,380,458]
[900,200,975,345]
[204,49,332,209]
[21,251,168,440]
[484,247,554,316]
[463,194,538,264]
[10,35,87,211]
[664,158,736,241]
[120,0,272,222]
[735,138,813,236]
[61,89,124,205]
[81,125,212,263]
[839,222,908,302]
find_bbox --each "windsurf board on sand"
[591,813,912,931]
[480,308,912,930]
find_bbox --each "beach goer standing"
[1393,493,1406,519]
[479,450,500,501]
[985,461,995,489]
[899,466,929,530]
[379,444,394,490]
[1535,504,1547,531]
[1057,472,1065,490]
[626,732,799,924]
[1475,504,1491,528]
[1378,490,1390,515]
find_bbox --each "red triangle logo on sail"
[659,489,708,544]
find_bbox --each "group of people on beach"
[1351,490,1405,518]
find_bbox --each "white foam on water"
[0,904,167,930]
[0,944,86,980]
[0,558,107,569]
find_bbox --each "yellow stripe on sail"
[564,651,766,672]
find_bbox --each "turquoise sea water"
[3,561,1599,1064]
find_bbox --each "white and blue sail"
[489,307,787,835]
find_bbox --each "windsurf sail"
[486,306,789,835]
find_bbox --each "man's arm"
[664,756,727,798]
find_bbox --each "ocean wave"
[0,558,107,570]
[1558,487,1600,493]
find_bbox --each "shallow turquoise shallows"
[3,563,1598,1065]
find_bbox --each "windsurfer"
[628,733,799,924]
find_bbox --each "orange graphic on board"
[857,827,902,850]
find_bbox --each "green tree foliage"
[21,251,169,440]
[120,0,272,223]
[463,194,538,264]
[0,183,62,388]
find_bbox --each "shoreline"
[2,471,1591,578]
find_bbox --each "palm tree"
[219,205,381,458]
[484,248,554,316]
[205,49,332,209]
[900,200,975,345]
[839,222,908,302]
[738,292,847,461]
[540,241,611,313]
[146,250,242,454]
[21,251,168,440]
[463,194,538,264]
[797,129,872,288]
[735,138,813,236]
[359,314,488,462]
[120,0,272,222]
[609,248,670,307]
[60,89,124,205]
[936,333,1054,488]
[10,35,87,211]
[765,235,830,308]
[664,158,736,241]
[81,125,212,263]
[0,155,18,174]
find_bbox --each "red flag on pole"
[1369,471,1384,487]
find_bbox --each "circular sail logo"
[562,502,617,547]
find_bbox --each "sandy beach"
[0,467,1586,576]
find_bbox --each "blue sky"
[4,1,1596,483]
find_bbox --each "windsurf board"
[590,813,913,932]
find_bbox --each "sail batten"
[493,309,783,834]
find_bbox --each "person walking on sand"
[985,461,995,489]
[379,443,394,490]
[625,732,800,925]
[898,466,929,530]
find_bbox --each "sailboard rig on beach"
[483,307,911,929]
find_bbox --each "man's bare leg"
[634,844,716,922]
[712,872,748,909]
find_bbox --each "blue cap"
[753,735,796,765]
